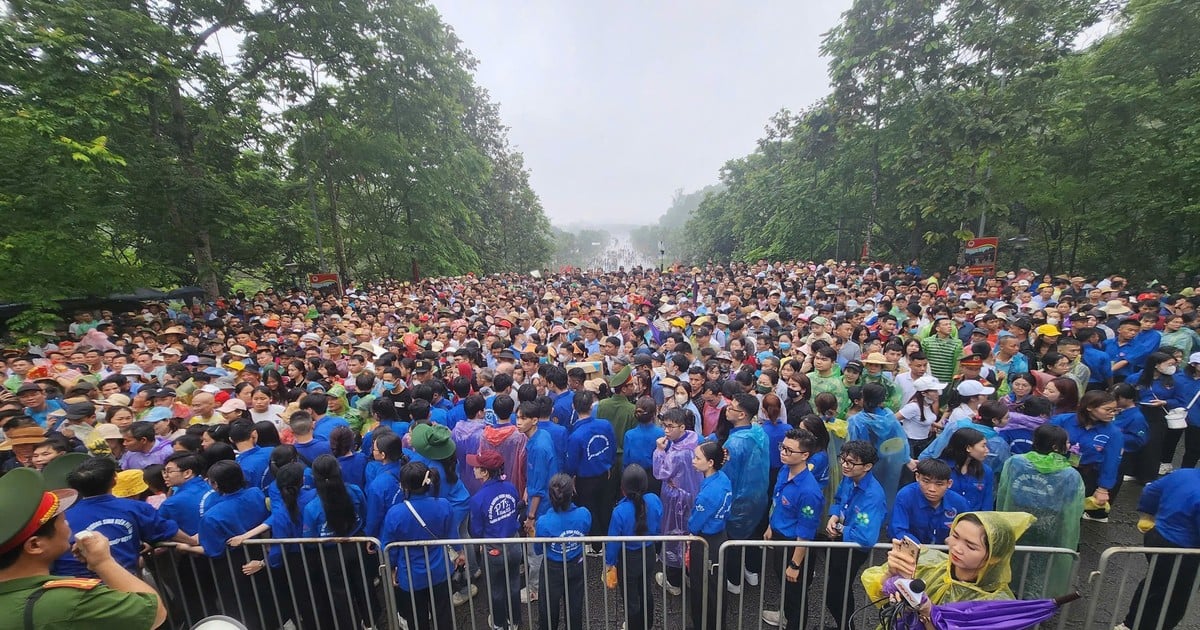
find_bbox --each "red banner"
[963,238,999,277]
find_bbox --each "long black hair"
[275,462,306,524]
[399,461,440,498]
[941,427,987,479]
[311,454,358,536]
[620,464,649,536]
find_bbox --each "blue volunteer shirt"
[236,445,274,490]
[525,428,558,519]
[294,438,333,464]
[383,494,454,591]
[808,451,831,489]
[199,487,269,557]
[468,479,521,539]
[365,461,404,538]
[889,482,970,545]
[536,505,592,562]
[605,493,663,566]
[947,463,994,511]
[538,419,568,473]
[832,472,887,548]
[265,486,318,566]
[55,494,180,577]
[1051,414,1125,488]
[361,420,409,456]
[761,419,791,470]
[565,417,615,478]
[445,401,467,430]
[160,476,222,536]
[338,451,369,488]
[312,415,351,442]
[1138,469,1200,548]
[551,391,578,432]
[689,470,732,535]
[622,423,665,470]
[770,466,823,540]
[1113,406,1149,452]
[302,483,367,539]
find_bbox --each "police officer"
[0,467,166,629]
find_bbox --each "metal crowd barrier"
[715,540,1080,630]
[144,535,708,630]
[143,538,385,630]
[1081,546,1200,630]
[381,535,708,630]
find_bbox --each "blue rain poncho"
[847,407,911,510]
[722,424,770,539]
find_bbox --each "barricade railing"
[381,535,708,630]
[1081,546,1200,630]
[715,540,1080,630]
[143,537,385,630]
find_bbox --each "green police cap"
[608,365,633,389]
[0,468,76,555]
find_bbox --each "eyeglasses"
[839,456,867,467]
[162,467,182,475]
[779,445,808,456]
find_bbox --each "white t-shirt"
[251,404,287,428]
[897,401,938,440]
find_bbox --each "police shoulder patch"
[43,578,102,590]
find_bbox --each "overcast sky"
[431,1,854,227]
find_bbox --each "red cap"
[466,450,505,470]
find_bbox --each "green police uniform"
[0,575,157,630]
[0,467,158,630]
[596,366,638,463]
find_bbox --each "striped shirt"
[921,334,963,383]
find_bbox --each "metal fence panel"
[1081,546,1200,630]
[714,540,1079,630]
[380,535,706,630]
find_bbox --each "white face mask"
[675,392,689,405]
[1158,365,1177,376]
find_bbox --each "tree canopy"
[0,0,553,304]
[681,0,1200,284]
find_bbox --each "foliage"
[0,0,553,305]
[630,184,724,262]
[682,0,1200,284]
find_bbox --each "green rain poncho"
[996,452,1084,597]
[808,368,850,415]
[863,511,1037,605]
[861,372,903,411]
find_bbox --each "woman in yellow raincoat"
[862,511,1036,627]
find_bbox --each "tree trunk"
[324,174,349,283]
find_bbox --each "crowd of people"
[1,260,1199,630]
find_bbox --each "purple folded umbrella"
[886,593,1079,630]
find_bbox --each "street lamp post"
[658,240,665,273]
[1008,235,1031,272]
[283,262,300,291]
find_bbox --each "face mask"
[382,381,397,392]
[1158,365,1177,375]
[1047,317,1060,325]
[779,342,791,351]
[755,384,771,394]
[95,408,107,423]
[908,327,919,335]
[675,392,689,404]
[787,388,803,399]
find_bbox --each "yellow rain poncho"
[863,511,1036,605]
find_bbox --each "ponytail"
[620,465,649,535]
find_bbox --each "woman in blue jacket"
[1172,355,1200,469]
[303,454,376,628]
[689,440,731,630]
[606,464,663,630]
[1052,390,1124,522]
[1110,383,1150,483]
[383,461,459,630]
[939,428,994,511]
[536,474,592,630]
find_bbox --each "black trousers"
[770,546,811,630]
[825,547,870,629]
[396,579,452,630]
[618,546,656,630]
[688,533,725,630]
[484,543,523,627]
[1077,463,1114,519]
[576,472,612,541]
[1182,425,1200,468]
[539,555,585,630]
[1123,529,1200,630]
